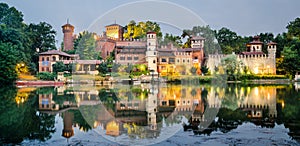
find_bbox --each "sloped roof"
[267,41,277,45]
[39,50,71,57]
[63,60,102,65]
[191,36,205,40]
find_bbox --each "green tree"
[216,27,246,54]
[97,62,108,76]
[182,25,220,54]
[123,20,162,39]
[52,61,66,74]
[74,31,98,60]
[286,17,300,39]
[0,43,19,86]
[221,54,242,81]
[160,33,182,48]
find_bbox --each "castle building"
[62,21,75,51]
[207,36,277,75]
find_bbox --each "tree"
[160,33,182,48]
[286,17,300,39]
[281,39,300,77]
[190,67,197,75]
[52,61,66,74]
[97,62,108,76]
[74,31,98,60]
[215,27,247,54]
[182,25,220,54]
[201,66,209,75]
[123,20,162,39]
[221,54,242,81]
[0,43,19,86]
[0,3,24,29]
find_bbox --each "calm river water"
[1,83,300,145]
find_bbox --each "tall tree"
[182,25,220,54]
[123,20,162,39]
[74,31,98,60]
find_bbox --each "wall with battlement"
[207,53,276,75]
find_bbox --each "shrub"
[37,72,56,80]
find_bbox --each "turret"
[62,20,75,51]
[246,36,263,52]
[191,36,205,48]
[267,41,277,58]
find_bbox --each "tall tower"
[267,41,277,74]
[62,20,74,51]
[147,84,158,130]
[146,32,158,72]
[62,111,74,139]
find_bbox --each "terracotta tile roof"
[105,24,123,27]
[39,50,71,57]
[248,40,263,44]
[63,60,102,65]
[267,41,277,45]
[191,36,205,40]
[62,23,74,28]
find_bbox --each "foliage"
[190,67,197,75]
[182,25,220,54]
[123,20,162,39]
[37,72,55,80]
[97,62,109,76]
[0,43,19,86]
[52,61,66,74]
[286,17,300,39]
[74,31,98,60]
[160,33,182,48]
[221,54,243,81]
[201,66,209,75]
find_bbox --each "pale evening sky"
[2,0,300,48]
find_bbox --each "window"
[52,56,56,61]
[154,52,156,55]
[161,58,167,62]
[127,57,132,60]
[153,60,156,63]
[47,57,49,61]
[187,59,190,63]
[183,59,185,63]
[162,101,167,106]
[42,67,44,71]
[134,57,139,60]
[42,57,44,61]
[177,59,179,63]
[120,57,125,60]
[169,58,175,63]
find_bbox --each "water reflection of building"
[62,111,74,139]
[38,93,59,111]
[238,86,277,118]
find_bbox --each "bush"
[37,72,56,80]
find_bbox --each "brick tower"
[62,20,74,51]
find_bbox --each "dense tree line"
[0,3,56,86]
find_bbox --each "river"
[0,83,299,145]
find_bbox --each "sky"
[2,0,300,48]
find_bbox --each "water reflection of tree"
[0,86,55,144]
[99,89,119,112]
[69,109,91,132]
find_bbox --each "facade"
[38,50,101,74]
[207,36,277,75]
